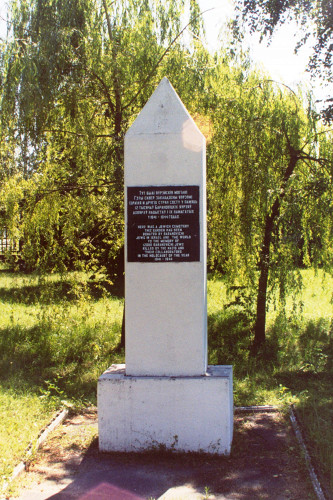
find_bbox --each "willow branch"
[122,8,214,111]
[43,128,118,139]
[90,70,115,116]
[35,180,116,197]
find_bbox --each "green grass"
[208,269,333,494]
[0,267,332,494]
[0,269,124,489]
[0,379,58,481]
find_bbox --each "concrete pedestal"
[98,364,233,455]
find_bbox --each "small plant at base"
[204,485,212,498]
[39,377,67,410]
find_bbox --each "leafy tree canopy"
[0,0,332,350]
[0,0,209,275]
[232,0,333,122]
[207,54,333,346]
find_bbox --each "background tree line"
[0,0,332,349]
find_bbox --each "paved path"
[9,409,315,500]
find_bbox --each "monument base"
[98,364,233,455]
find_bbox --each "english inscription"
[127,186,200,262]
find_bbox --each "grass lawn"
[0,269,124,489]
[208,269,333,494]
[0,378,57,481]
[0,267,332,494]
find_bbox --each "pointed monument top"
[126,77,203,137]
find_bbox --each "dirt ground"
[5,408,318,500]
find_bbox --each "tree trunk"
[253,149,299,352]
[254,234,270,350]
[102,0,123,185]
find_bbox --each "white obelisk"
[98,78,233,454]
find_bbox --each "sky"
[0,0,327,104]
[197,0,325,100]
[0,0,6,34]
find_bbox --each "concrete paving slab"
[8,409,316,500]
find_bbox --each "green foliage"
[0,269,124,399]
[295,382,333,491]
[0,0,206,276]
[0,379,57,486]
[208,269,333,492]
[0,1,331,490]
[0,268,332,490]
[207,56,333,343]
[208,282,255,366]
[0,266,123,489]
[232,0,333,122]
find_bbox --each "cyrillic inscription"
[127,186,200,262]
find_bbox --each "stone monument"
[98,77,233,454]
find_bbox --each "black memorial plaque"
[127,186,200,262]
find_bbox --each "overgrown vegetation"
[1,0,332,350]
[208,269,333,494]
[0,267,124,489]
[0,0,332,496]
[0,267,332,493]
[0,270,124,396]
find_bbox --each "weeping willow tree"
[207,55,333,350]
[0,0,207,275]
[232,0,333,123]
